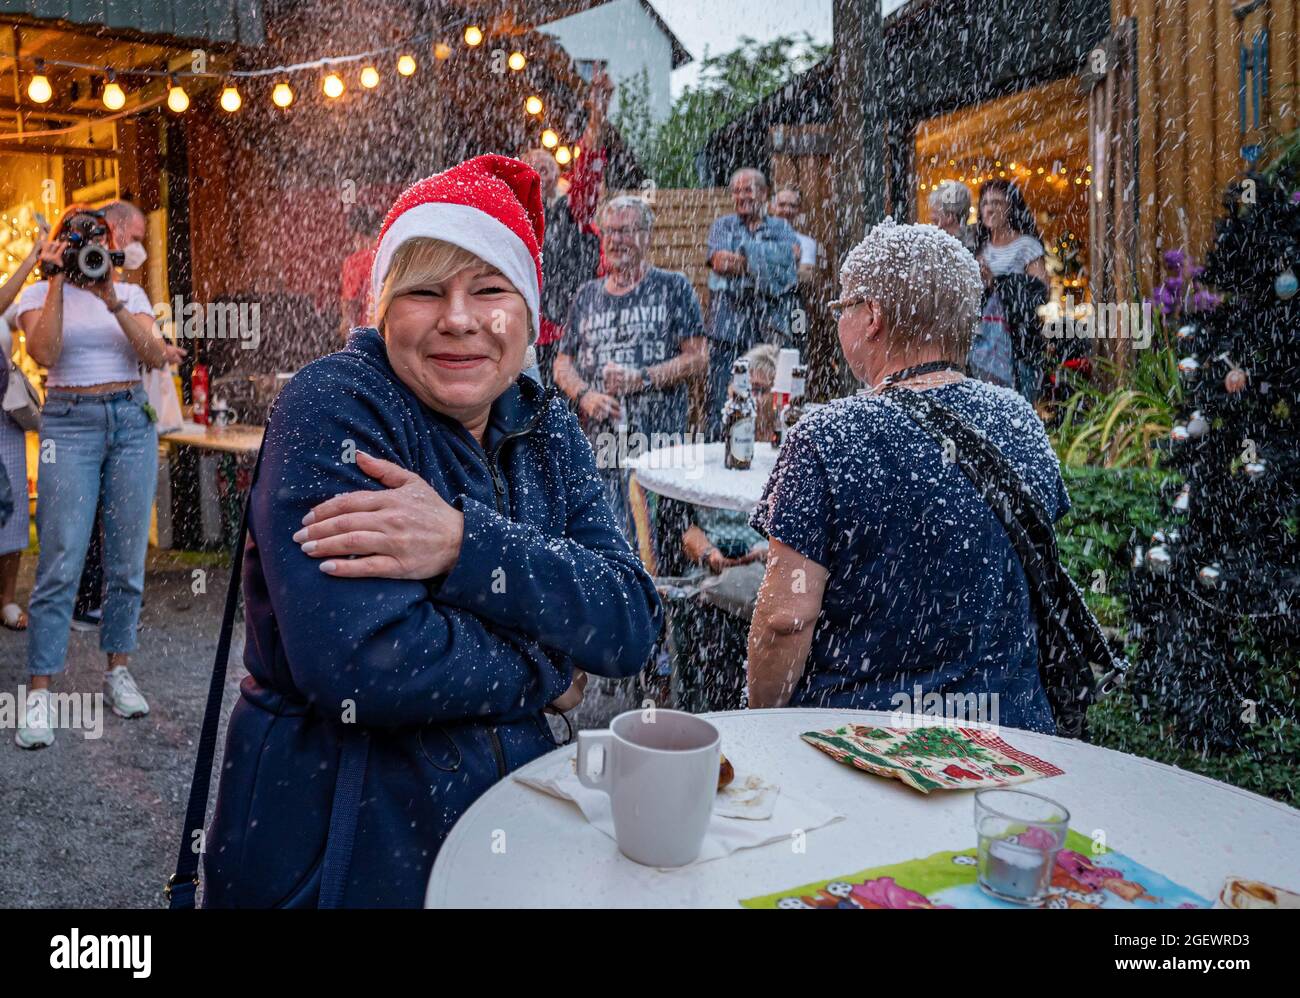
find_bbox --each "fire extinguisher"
[191,363,210,425]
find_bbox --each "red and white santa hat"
[370,154,545,341]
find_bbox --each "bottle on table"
[191,362,210,425]
[722,358,756,470]
[780,364,808,441]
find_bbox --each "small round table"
[425,708,1300,908]
[627,441,781,513]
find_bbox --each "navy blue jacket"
[204,328,662,907]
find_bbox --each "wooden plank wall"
[1112,0,1300,278]
[608,186,733,310]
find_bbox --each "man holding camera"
[13,201,183,749]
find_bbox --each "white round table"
[627,441,781,512]
[425,708,1300,908]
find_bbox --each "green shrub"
[1057,465,1175,628]
[1051,346,1182,469]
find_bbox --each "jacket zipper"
[487,728,508,779]
[471,385,556,779]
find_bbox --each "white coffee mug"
[577,708,720,867]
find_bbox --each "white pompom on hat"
[370,154,545,342]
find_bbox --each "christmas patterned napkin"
[801,724,1064,793]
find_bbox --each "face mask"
[122,241,147,270]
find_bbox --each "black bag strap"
[882,387,1124,716]
[167,439,372,909]
[166,442,264,909]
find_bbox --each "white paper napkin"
[515,752,845,869]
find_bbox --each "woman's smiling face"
[382,262,530,436]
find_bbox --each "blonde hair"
[374,238,496,328]
[836,218,982,358]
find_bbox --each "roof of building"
[0,0,264,45]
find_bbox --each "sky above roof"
[654,0,910,96]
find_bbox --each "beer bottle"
[780,364,808,441]
[722,359,756,470]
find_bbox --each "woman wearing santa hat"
[200,155,662,908]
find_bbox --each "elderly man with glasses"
[554,195,708,537]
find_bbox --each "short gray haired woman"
[927,181,974,250]
[747,219,1069,733]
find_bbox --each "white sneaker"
[14,688,54,749]
[104,666,149,718]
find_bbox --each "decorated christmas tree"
[1129,155,1300,754]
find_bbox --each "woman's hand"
[37,236,67,269]
[86,272,119,307]
[294,450,465,579]
[30,219,50,257]
[158,342,187,366]
[546,668,588,714]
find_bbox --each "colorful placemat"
[741,830,1212,909]
[801,724,1064,793]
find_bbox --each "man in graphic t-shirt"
[554,195,707,537]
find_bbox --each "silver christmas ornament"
[1173,486,1190,512]
[1170,424,1190,442]
[1198,564,1222,587]
[1244,461,1266,479]
[1176,323,1197,342]
[1177,356,1200,379]
[1146,545,1172,575]
[1187,411,1208,437]
[1150,529,1167,545]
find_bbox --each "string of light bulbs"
[5,24,576,161]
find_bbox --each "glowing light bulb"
[27,74,52,104]
[272,82,294,108]
[541,129,558,149]
[555,146,571,165]
[103,81,126,111]
[323,73,345,99]
[525,95,543,115]
[360,66,379,88]
[167,83,189,113]
[508,52,526,72]
[220,85,242,112]
[464,26,484,47]
[434,43,452,60]
[397,54,417,76]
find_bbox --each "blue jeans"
[28,386,157,676]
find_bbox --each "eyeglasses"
[602,226,648,237]
[828,297,867,319]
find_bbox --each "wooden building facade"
[700,0,1300,373]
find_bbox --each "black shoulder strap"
[165,443,264,909]
[883,387,1123,689]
